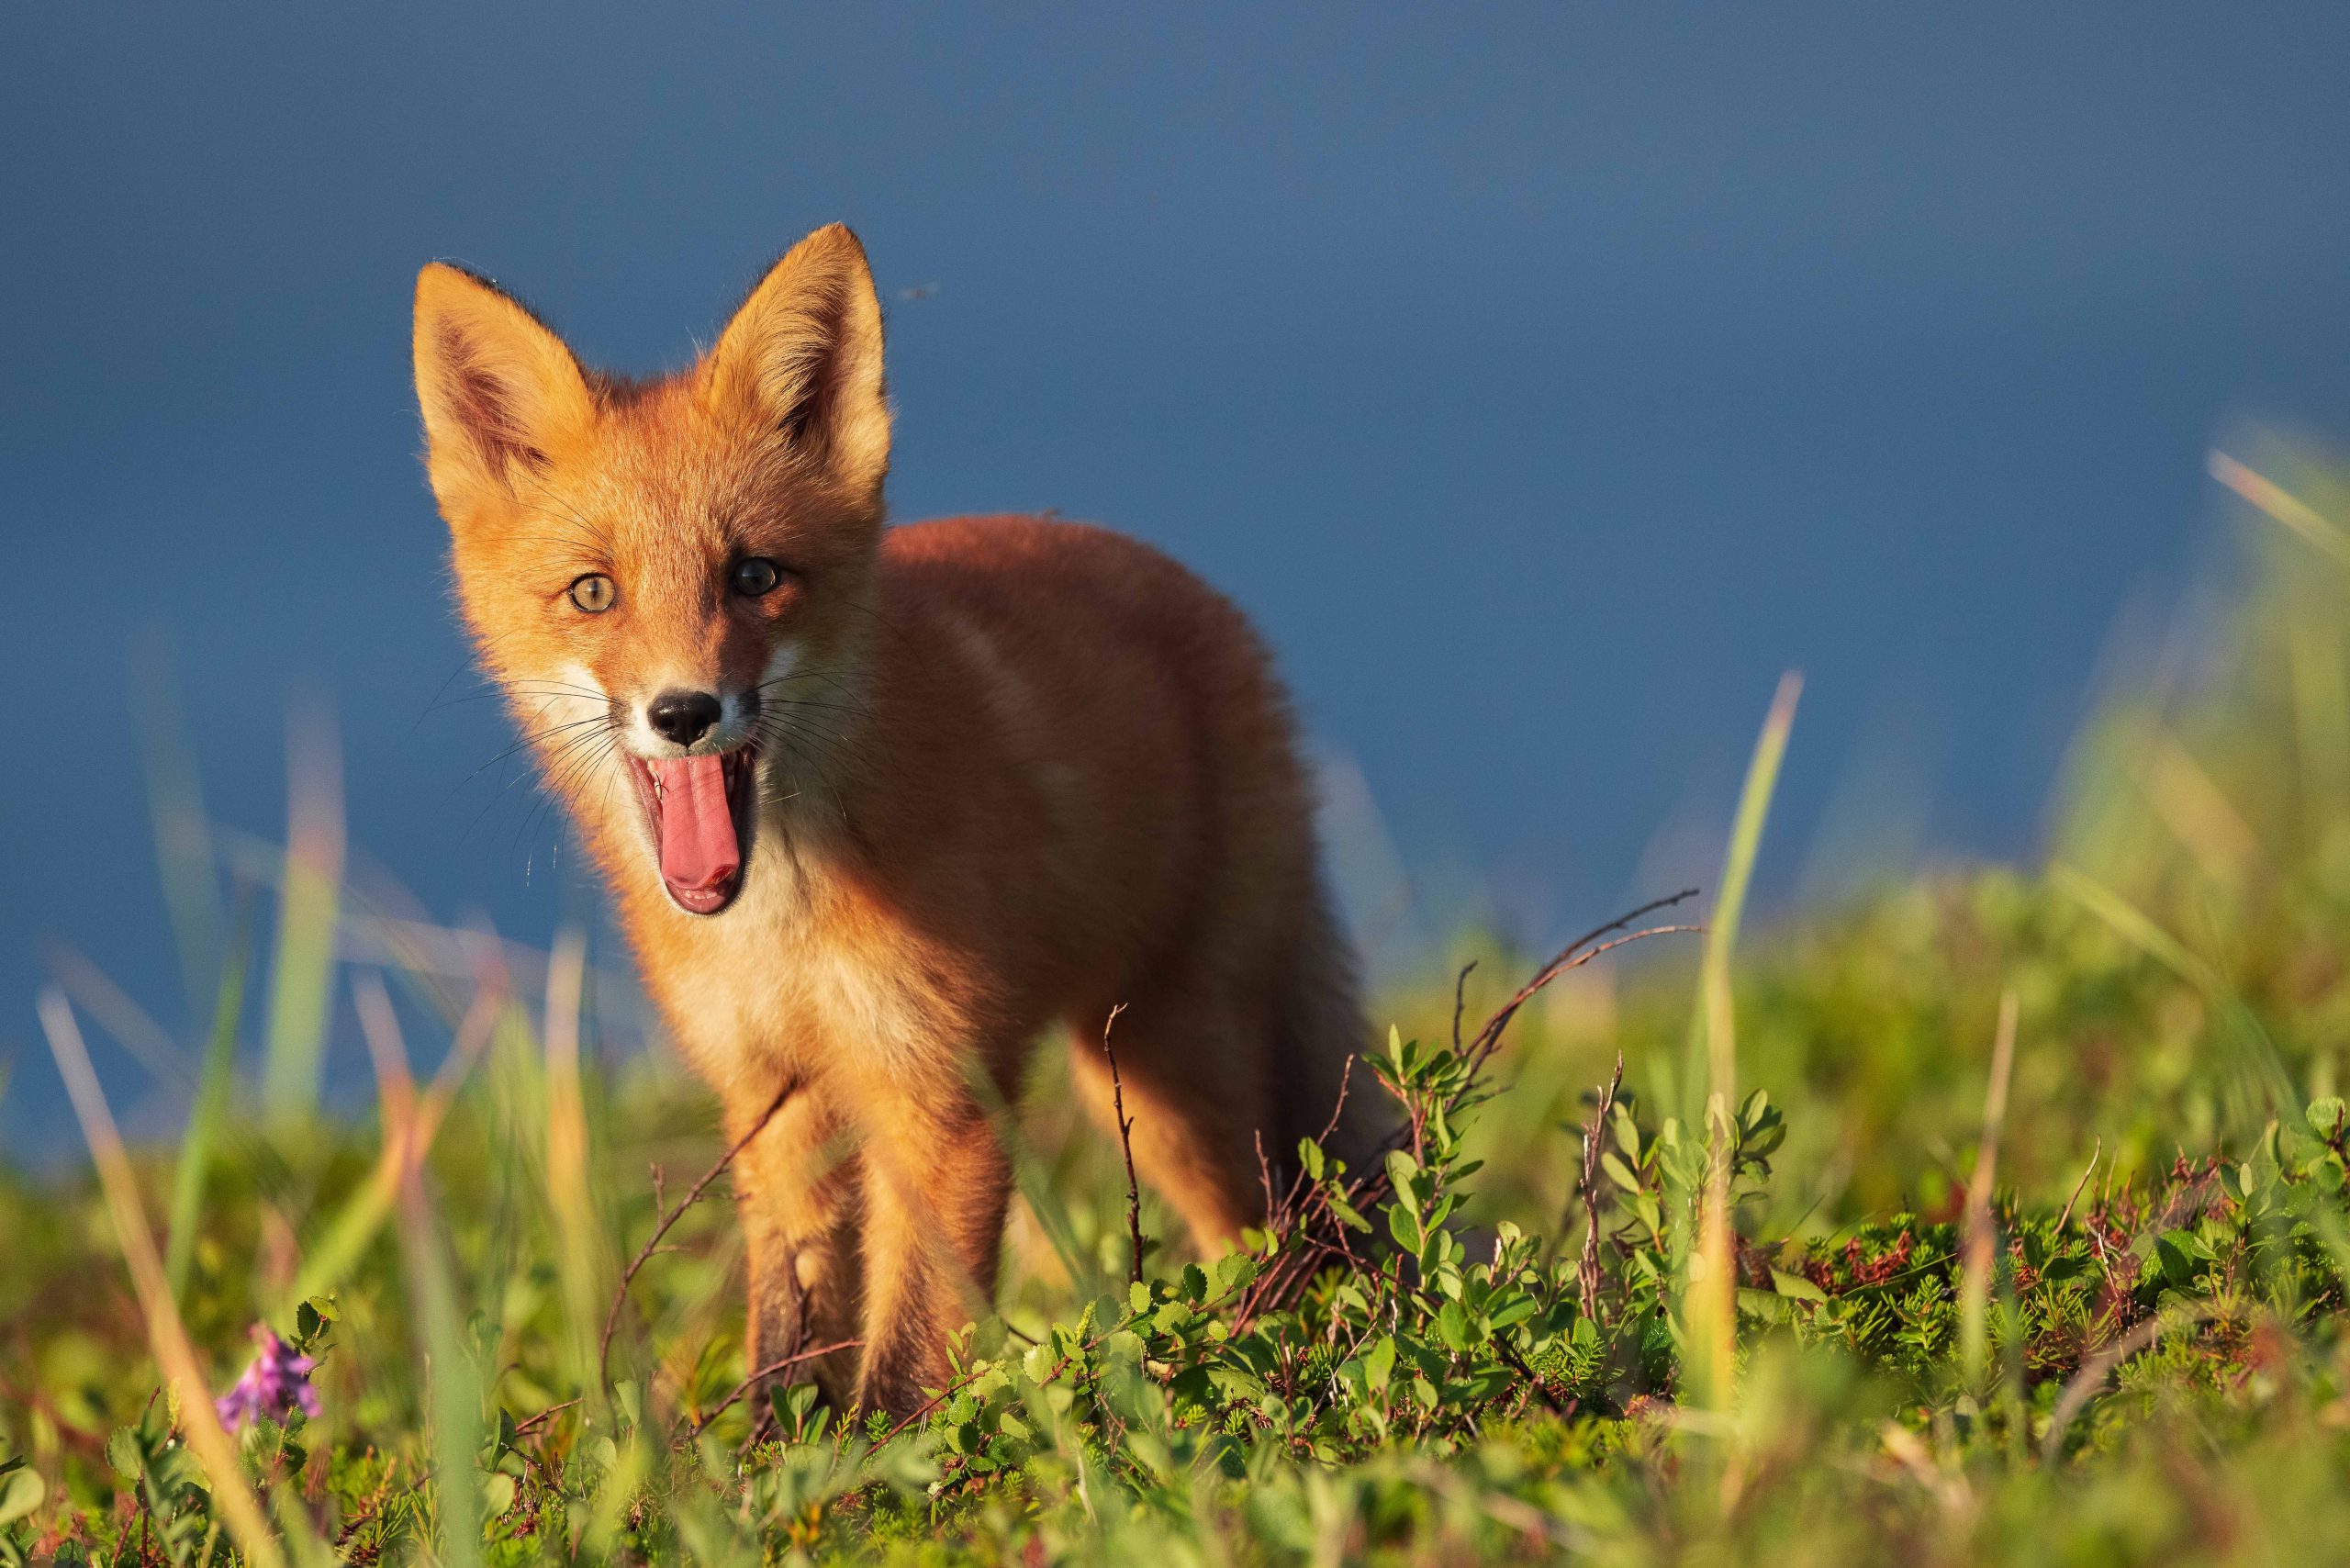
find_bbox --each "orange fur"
[412,225,1371,1413]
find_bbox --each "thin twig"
[1255,1128,1278,1223]
[1451,961,1477,1053]
[1462,890,1701,1080]
[2056,1138,2102,1234]
[1315,1056,1357,1150]
[511,1397,580,1437]
[599,1081,800,1398]
[1575,1053,1626,1323]
[1099,1003,1147,1287]
[683,1338,865,1440]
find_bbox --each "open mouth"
[622,747,756,914]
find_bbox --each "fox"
[410,223,1371,1415]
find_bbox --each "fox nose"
[646,689,722,747]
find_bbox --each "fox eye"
[568,574,616,613]
[732,557,782,598]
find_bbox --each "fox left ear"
[702,224,891,504]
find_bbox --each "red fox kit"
[412,224,1367,1413]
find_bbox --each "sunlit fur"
[413,224,1372,1413]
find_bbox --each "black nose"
[647,689,722,747]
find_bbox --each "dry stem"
[599,1081,799,1399]
[1575,1053,1626,1323]
[1100,1002,1147,1287]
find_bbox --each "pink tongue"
[650,755,739,892]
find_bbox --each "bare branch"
[1576,1053,1625,1324]
[684,1338,864,1440]
[599,1080,800,1400]
[1100,1003,1147,1287]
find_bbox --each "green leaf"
[106,1428,142,1482]
[2039,1255,2089,1286]
[1612,1104,1642,1161]
[1771,1269,1828,1302]
[1489,1294,1539,1330]
[0,1468,44,1529]
[1181,1262,1210,1305]
[1602,1152,1643,1193]
[1214,1252,1259,1295]
[1206,1366,1268,1402]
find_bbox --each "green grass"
[9,446,2350,1565]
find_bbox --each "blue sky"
[6,4,2349,1142]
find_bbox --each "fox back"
[413,225,1371,1413]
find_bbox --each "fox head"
[413,224,890,916]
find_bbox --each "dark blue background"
[6,4,2349,1145]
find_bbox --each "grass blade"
[1686,669,1802,1415]
[262,699,344,1126]
[544,927,611,1393]
[291,977,499,1313]
[1959,990,2020,1389]
[39,990,294,1568]
[2210,450,2350,575]
[166,902,252,1302]
[130,634,228,1029]
[358,971,485,1568]
[2053,861,2301,1126]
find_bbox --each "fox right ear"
[411,263,594,521]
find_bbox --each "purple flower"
[214,1326,320,1431]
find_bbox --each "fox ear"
[701,224,890,502]
[412,263,594,521]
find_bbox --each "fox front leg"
[848,1097,1013,1417]
[733,1085,865,1412]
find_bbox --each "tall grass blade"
[166,902,252,1302]
[544,927,610,1393]
[2132,718,2264,890]
[2287,600,2350,845]
[2210,451,2350,575]
[39,990,297,1568]
[293,977,499,1313]
[358,971,485,1568]
[2052,862,2301,1126]
[42,942,196,1092]
[130,634,227,1029]
[262,698,344,1126]
[1685,670,1801,1416]
[1959,990,2019,1388]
